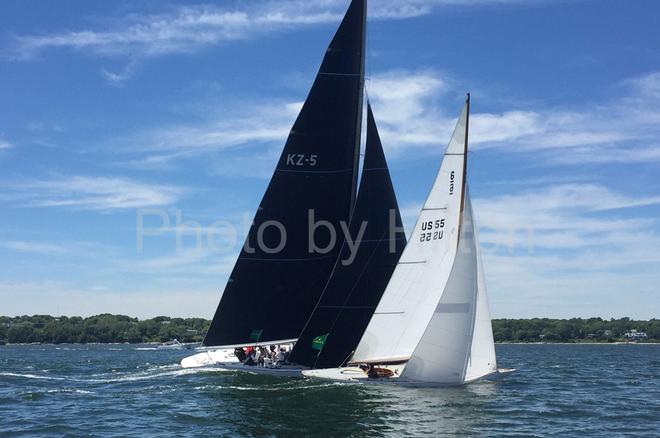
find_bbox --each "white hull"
[180,348,307,377]
[181,348,240,368]
[303,366,515,386]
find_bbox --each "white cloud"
[146,101,297,153]
[6,1,536,62]
[625,71,660,99]
[483,252,660,319]
[0,280,221,318]
[125,248,236,274]
[369,70,660,165]
[115,70,450,171]
[469,183,660,318]
[475,184,660,249]
[367,70,449,150]
[111,69,660,173]
[7,2,345,61]
[0,138,14,149]
[370,180,660,318]
[3,176,185,210]
[116,99,299,170]
[3,241,69,255]
[2,239,117,257]
[100,59,139,85]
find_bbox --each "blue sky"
[1,0,659,319]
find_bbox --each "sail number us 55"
[419,219,445,242]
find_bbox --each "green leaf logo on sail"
[312,333,329,351]
[250,329,263,342]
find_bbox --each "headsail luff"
[204,0,366,347]
[289,103,406,368]
[350,96,470,365]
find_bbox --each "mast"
[456,93,470,248]
[349,0,367,216]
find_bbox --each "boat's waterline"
[181,349,515,385]
[303,366,515,386]
[181,348,308,377]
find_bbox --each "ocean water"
[0,344,658,437]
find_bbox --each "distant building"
[623,329,648,341]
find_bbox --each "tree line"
[0,314,209,345]
[0,314,657,344]
[492,317,658,343]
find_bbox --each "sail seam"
[238,255,336,262]
[356,237,406,243]
[318,305,376,309]
[275,168,353,174]
[318,72,362,77]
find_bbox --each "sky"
[1,0,659,320]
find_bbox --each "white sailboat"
[304,96,514,385]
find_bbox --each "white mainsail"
[350,99,469,365]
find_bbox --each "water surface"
[1,344,658,436]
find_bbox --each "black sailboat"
[203,0,366,347]
[289,103,406,369]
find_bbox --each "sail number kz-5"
[286,153,318,167]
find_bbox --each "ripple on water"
[1,344,659,436]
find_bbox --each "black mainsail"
[203,0,366,347]
[289,103,406,368]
